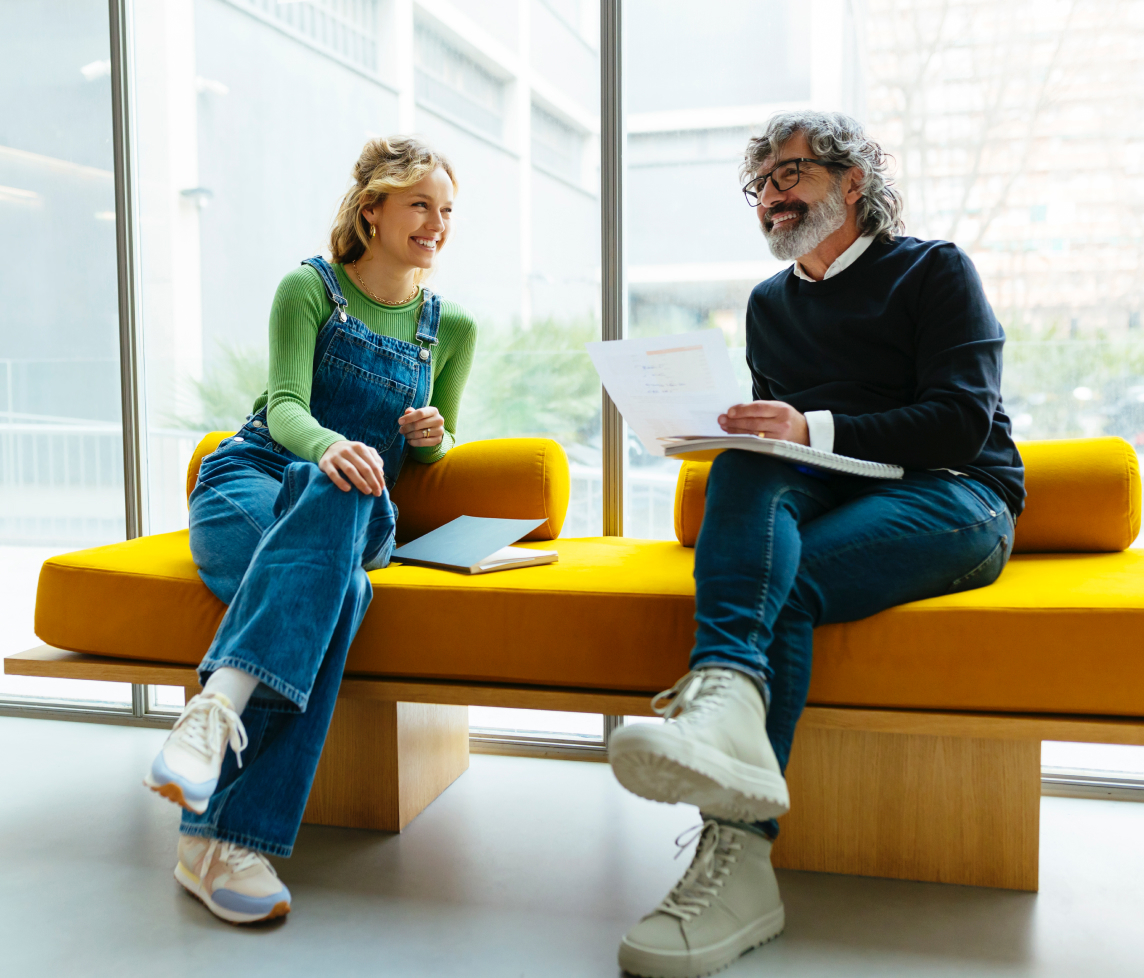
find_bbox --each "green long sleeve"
[251,263,477,466]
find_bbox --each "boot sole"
[619,903,785,978]
[609,733,790,821]
[175,862,291,926]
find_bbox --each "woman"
[143,137,476,925]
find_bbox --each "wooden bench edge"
[4,646,659,716]
[8,645,1144,742]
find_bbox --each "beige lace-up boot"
[619,820,784,978]
[608,667,789,821]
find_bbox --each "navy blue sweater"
[746,235,1025,515]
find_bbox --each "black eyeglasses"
[742,158,847,206]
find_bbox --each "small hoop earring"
[369,223,376,239]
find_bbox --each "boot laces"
[656,820,744,922]
[171,693,249,769]
[651,669,735,723]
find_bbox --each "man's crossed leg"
[609,451,1013,978]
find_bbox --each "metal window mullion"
[598,2,625,751]
[600,0,624,537]
[603,714,624,745]
[108,0,147,542]
[109,0,148,714]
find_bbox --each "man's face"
[752,132,848,261]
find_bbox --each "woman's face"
[361,167,454,271]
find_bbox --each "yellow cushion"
[1013,437,1140,552]
[186,434,570,543]
[673,437,1142,553]
[809,550,1144,716]
[32,532,1144,716]
[186,431,233,499]
[390,438,570,542]
[33,533,695,692]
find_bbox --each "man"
[607,111,1023,978]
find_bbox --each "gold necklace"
[351,260,419,305]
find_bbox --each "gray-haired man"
[608,111,1024,978]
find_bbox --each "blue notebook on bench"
[391,515,558,574]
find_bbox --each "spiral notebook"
[661,435,904,479]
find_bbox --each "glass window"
[415,25,506,139]
[133,0,601,740]
[864,0,1144,479]
[1042,741,1144,781]
[0,0,131,708]
[623,0,816,539]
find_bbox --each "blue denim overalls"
[181,256,441,856]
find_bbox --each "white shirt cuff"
[804,410,834,453]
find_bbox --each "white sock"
[200,667,259,715]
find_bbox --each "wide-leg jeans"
[180,428,396,856]
[690,451,1014,832]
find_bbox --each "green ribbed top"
[251,263,477,465]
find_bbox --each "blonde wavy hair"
[329,135,457,267]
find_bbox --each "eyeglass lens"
[744,162,803,205]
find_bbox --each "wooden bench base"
[11,646,1144,890]
[773,727,1040,890]
[181,677,471,833]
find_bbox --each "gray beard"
[763,180,847,261]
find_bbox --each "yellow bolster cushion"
[186,433,571,542]
[673,436,1142,553]
[389,438,570,541]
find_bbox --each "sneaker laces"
[656,819,745,922]
[171,693,249,769]
[204,839,278,878]
[651,669,735,722]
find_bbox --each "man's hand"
[719,401,809,445]
[399,406,445,448]
[319,440,386,495]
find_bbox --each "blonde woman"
[143,137,476,924]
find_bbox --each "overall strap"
[415,289,441,347]
[301,256,348,322]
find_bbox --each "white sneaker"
[619,820,784,978]
[175,834,291,925]
[608,668,789,822]
[144,692,248,814]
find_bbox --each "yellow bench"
[7,434,1144,892]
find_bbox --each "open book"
[391,515,558,575]
[661,436,904,479]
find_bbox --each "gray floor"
[2,716,1143,978]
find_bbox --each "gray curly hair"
[743,111,904,243]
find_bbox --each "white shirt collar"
[792,234,875,282]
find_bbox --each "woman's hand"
[400,406,445,448]
[719,401,809,445]
[319,440,386,495]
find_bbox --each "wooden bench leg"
[771,725,1041,891]
[303,699,470,833]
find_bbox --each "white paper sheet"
[586,330,745,456]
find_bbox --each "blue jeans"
[180,425,397,856]
[690,452,1014,836]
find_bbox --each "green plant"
[462,316,601,449]
[164,342,268,432]
[1002,321,1144,442]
